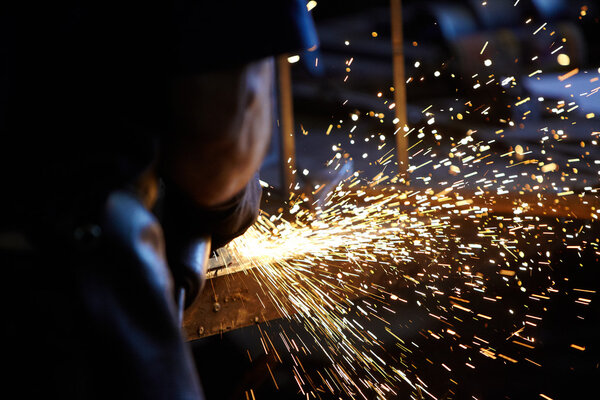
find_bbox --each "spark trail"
[208,2,600,398]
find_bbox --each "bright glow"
[557,53,570,66]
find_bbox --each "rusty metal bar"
[183,253,400,341]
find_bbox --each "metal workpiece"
[183,265,285,340]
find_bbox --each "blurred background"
[261,0,600,197]
[192,1,600,399]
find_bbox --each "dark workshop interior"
[190,1,600,399]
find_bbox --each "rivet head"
[213,302,221,312]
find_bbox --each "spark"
[198,4,600,398]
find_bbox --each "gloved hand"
[158,173,262,309]
[169,235,211,313]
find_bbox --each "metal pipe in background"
[390,0,409,179]
[277,55,297,196]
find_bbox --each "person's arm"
[158,58,274,305]
[158,0,319,306]
[162,57,274,208]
